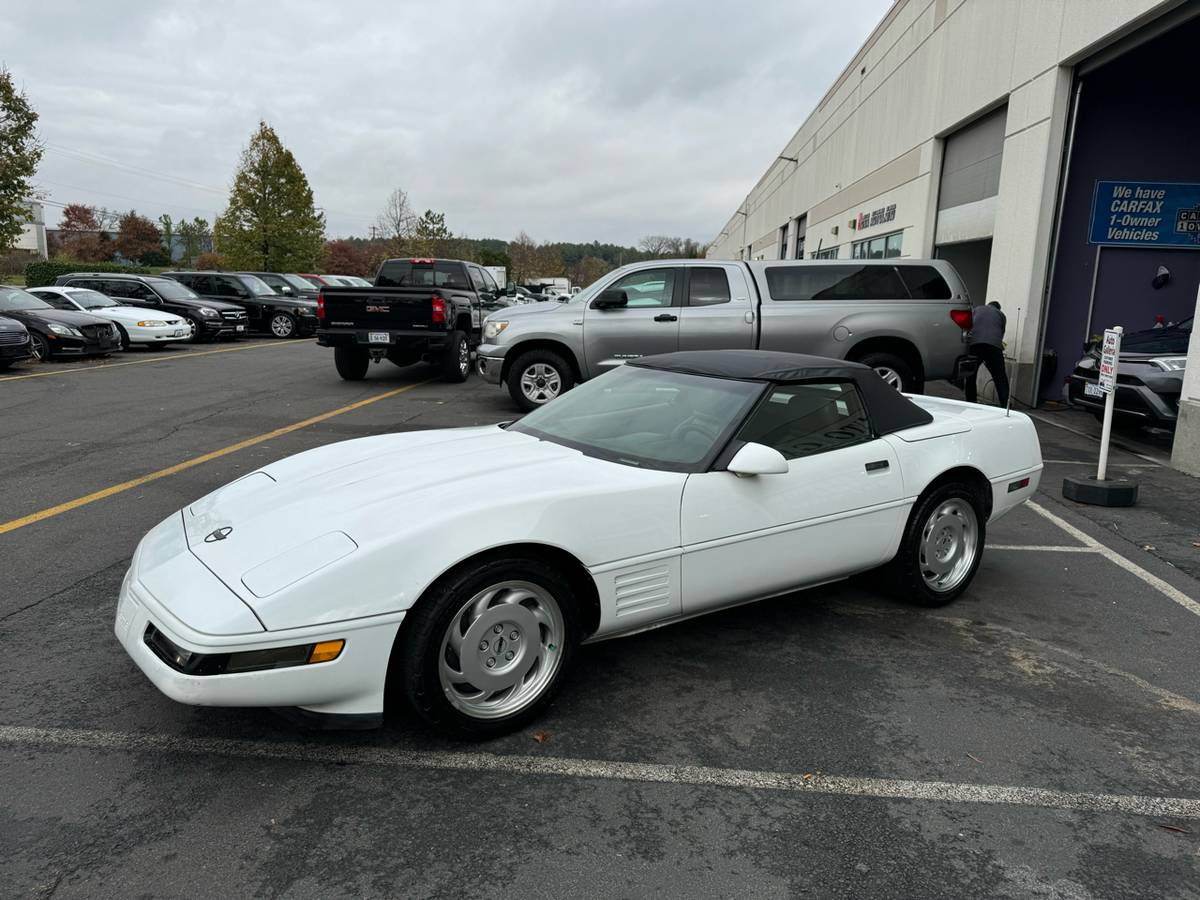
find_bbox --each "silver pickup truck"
[477,258,973,410]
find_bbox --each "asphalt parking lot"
[3,341,1200,899]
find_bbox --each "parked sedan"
[29,286,189,350]
[0,315,33,369]
[163,272,320,338]
[0,285,121,361]
[115,350,1042,737]
[1067,317,1191,430]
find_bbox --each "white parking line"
[1,724,1198,820]
[1027,501,1200,618]
[987,545,1096,552]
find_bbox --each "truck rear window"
[764,265,908,301]
[376,261,470,290]
[896,265,952,299]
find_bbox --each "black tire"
[855,351,919,393]
[185,315,208,343]
[114,323,131,350]
[269,312,297,339]
[0,360,12,370]
[885,481,986,607]
[440,330,470,383]
[29,332,50,362]
[395,555,579,738]
[334,346,370,381]
[506,348,575,412]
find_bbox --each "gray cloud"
[2,0,890,244]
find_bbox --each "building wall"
[708,0,1183,397]
[15,201,46,258]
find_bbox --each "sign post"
[1063,324,1139,507]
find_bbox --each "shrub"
[24,259,152,288]
[139,249,170,267]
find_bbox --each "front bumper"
[0,340,32,362]
[114,538,403,719]
[476,343,505,384]
[1067,372,1180,427]
[128,323,190,344]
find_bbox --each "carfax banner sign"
[1090,180,1200,248]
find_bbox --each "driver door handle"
[654,313,678,323]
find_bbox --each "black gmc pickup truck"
[316,258,513,382]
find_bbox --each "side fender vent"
[614,565,671,618]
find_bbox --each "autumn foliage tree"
[115,210,161,263]
[321,239,371,277]
[214,121,325,270]
[56,203,110,261]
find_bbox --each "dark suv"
[238,272,320,301]
[164,271,319,338]
[55,273,248,341]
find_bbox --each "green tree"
[213,121,325,270]
[0,68,43,254]
[410,209,452,257]
[158,213,174,258]
[177,217,209,266]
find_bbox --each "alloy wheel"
[270,314,295,338]
[29,334,47,362]
[520,363,562,404]
[918,498,979,593]
[458,339,470,376]
[437,580,565,719]
[874,366,903,390]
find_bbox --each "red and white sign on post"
[1096,326,1123,481]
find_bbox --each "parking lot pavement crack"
[0,560,123,624]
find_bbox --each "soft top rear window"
[764,264,908,302]
[376,261,470,290]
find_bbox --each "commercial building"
[708,0,1199,469]
[14,200,47,259]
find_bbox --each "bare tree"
[507,231,538,284]
[376,187,416,243]
[637,235,678,256]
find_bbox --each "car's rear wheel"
[29,332,50,362]
[334,346,370,380]
[854,351,918,393]
[507,349,574,411]
[441,330,470,382]
[397,556,578,738]
[887,482,985,607]
[269,312,297,338]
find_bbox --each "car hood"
[489,300,574,321]
[3,308,111,328]
[180,425,680,630]
[85,306,183,323]
[0,316,28,333]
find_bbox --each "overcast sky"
[3,0,891,245]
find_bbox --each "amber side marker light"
[308,640,345,664]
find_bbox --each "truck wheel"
[886,482,986,607]
[395,555,579,738]
[441,330,470,383]
[507,349,574,411]
[855,351,918,393]
[334,346,370,381]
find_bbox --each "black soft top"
[629,350,933,435]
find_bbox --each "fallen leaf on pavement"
[966,753,983,763]
[1157,823,1191,834]
[1191,541,1200,549]
[1143,544,1156,552]
[531,731,550,744]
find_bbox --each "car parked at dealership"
[0,285,121,361]
[114,350,1042,737]
[0,315,33,369]
[1067,316,1191,430]
[477,258,973,410]
[29,286,189,350]
[164,271,319,339]
[316,257,513,382]
[239,271,321,301]
[55,273,248,342]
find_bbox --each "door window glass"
[687,268,731,307]
[600,268,676,308]
[480,268,499,293]
[467,266,486,292]
[736,382,871,460]
[764,265,907,301]
[212,277,242,298]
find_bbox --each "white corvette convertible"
[116,351,1042,736]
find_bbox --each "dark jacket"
[968,304,1006,348]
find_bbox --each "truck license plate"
[1083,382,1104,398]
[236,325,245,332]
[369,332,390,344]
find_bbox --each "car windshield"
[0,286,52,311]
[509,365,762,471]
[149,280,199,300]
[69,290,119,309]
[1121,317,1194,354]
[237,275,274,295]
[283,274,315,292]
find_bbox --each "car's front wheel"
[507,349,574,411]
[269,312,297,338]
[887,482,985,607]
[29,332,50,362]
[397,556,578,738]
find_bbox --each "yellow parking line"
[0,339,300,383]
[0,380,432,536]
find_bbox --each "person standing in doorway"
[964,301,1009,406]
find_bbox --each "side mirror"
[505,282,516,297]
[726,442,789,477]
[281,285,293,295]
[593,289,628,310]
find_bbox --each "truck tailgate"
[320,287,438,331]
